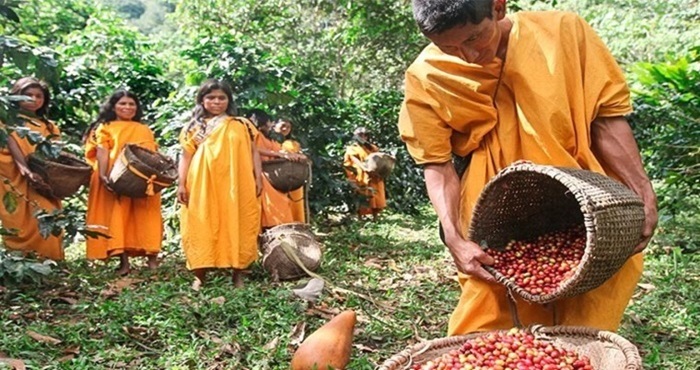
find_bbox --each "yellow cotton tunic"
[0,115,63,260]
[398,11,642,333]
[343,143,386,214]
[180,116,260,270]
[85,121,162,260]
[256,134,295,228]
[282,139,306,223]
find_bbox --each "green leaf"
[2,191,17,214]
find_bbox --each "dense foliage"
[0,0,697,263]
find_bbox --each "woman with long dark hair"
[84,89,162,275]
[0,77,63,260]
[178,79,262,290]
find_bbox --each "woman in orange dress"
[84,90,162,275]
[249,110,306,229]
[343,127,386,221]
[275,118,308,223]
[0,77,63,260]
[178,80,262,290]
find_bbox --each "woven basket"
[262,159,310,192]
[260,223,322,281]
[27,152,92,199]
[365,152,396,179]
[379,325,642,370]
[468,162,645,304]
[108,144,177,198]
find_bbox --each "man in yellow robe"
[276,119,308,223]
[343,127,386,221]
[399,0,658,334]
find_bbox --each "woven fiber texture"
[260,223,322,281]
[468,162,645,304]
[365,152,396,179]
[262,159,310,193]
[379,325,642,370]
[108,144,177,198]
[28,153,92,199]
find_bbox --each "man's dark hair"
[413,0,494,35]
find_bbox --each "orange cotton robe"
[343,143,386,215]
[84,121,162,259]
[0,115,63,260]
[398,11,643,334]
[282,139,307,223]
[180,116,260,270]
[256,134,295,228]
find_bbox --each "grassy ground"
[1,207,698,369]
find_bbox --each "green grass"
[1,207,698,369]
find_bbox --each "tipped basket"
[27,152,92,199]
[108,144,177,198]
[379,325,642,370]
[262,159,310,192]
[468,161,645,304]
[260,223,322,281]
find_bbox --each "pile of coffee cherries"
[486,226,586,295]
[411,328,593,370]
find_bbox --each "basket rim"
[28,152,92,171]
[379,325,641,370]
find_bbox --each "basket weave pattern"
[468,162,645,304]
[260,223,322,281]
[109,144,177,198]
[262,159,310,193]
[379,326,642,370]
[28,153,92,199]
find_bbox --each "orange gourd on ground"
[291,310,357,370]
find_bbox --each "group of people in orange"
[0,77,387,290]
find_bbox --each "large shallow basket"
[262,159,310,192]
[108,144,177,198]
[365,152,396,179]
[468,162,645,304]
[260,223,322,281]
[379,325,642,370]
[27,152,92,199]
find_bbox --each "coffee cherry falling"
[486,226,586,295]
[411,328,593,370]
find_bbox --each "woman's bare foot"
[147,255,159,270]
[116,254,131,276]
[192,269,206,291]
[191,277,203,291]
[232,270,244,288]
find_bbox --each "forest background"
[0,0,698,369]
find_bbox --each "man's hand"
[634,187,658,254]
[445,234,496,282]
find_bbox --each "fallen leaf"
[0,358,26,370]
[63,346,80,356]
[57,354,75,362]
[387,259,401,273]
[289,322,306,346]
[363,258,383,269]
[353,343,377,353]
[292,278,325,302]
[51,297,78,305]
[637,283,656,292]
[262,336,279,351]
[112,277,144,291]
[26,330,62,345]
[210,296,226,305]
